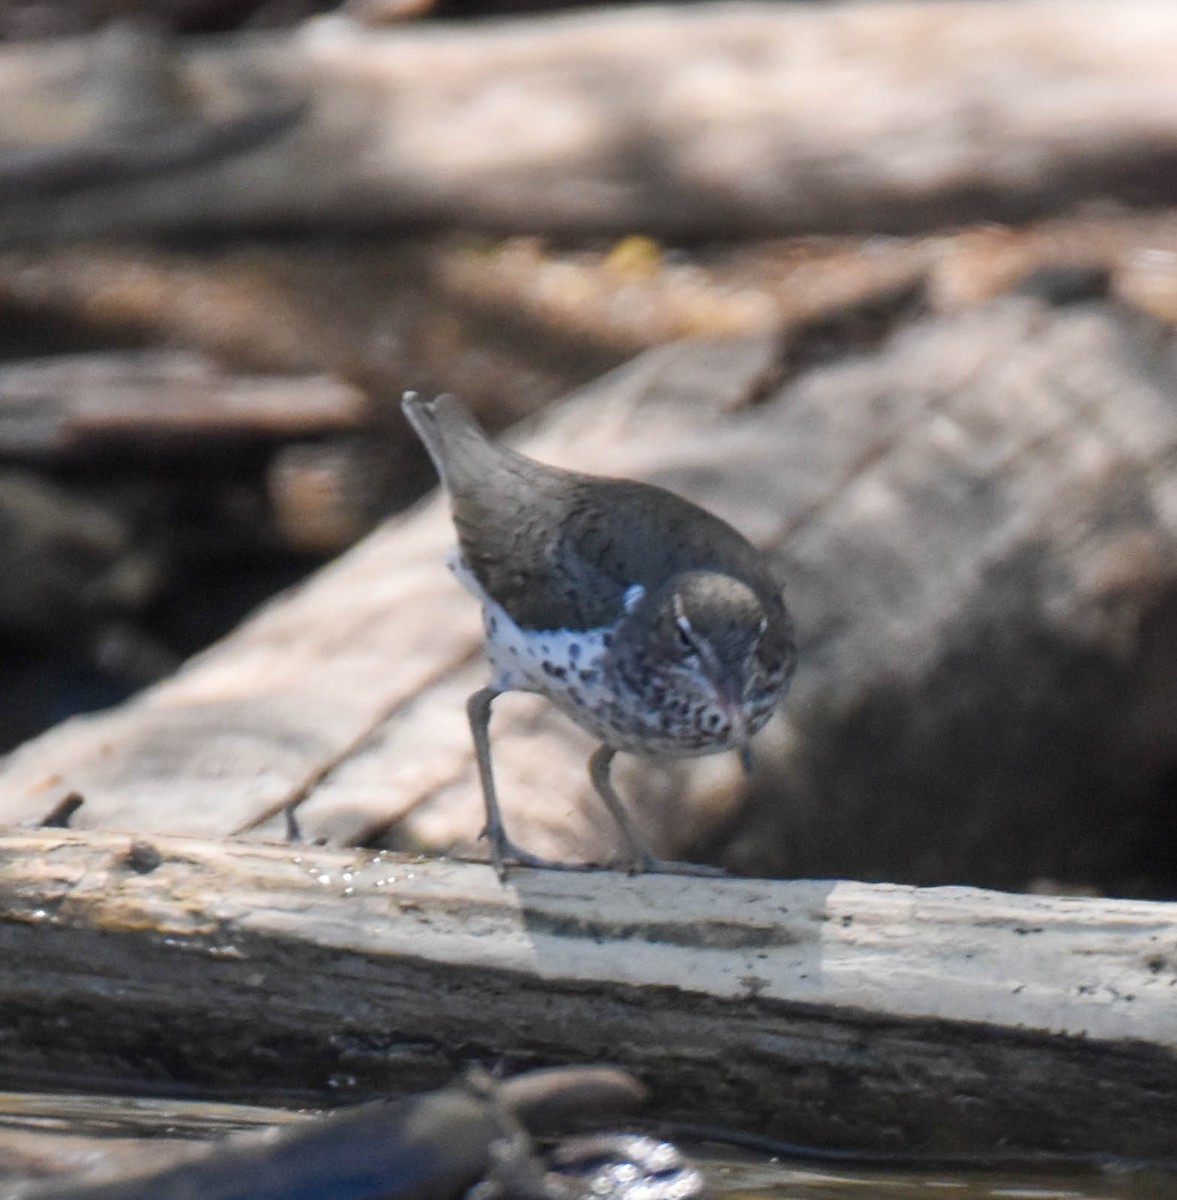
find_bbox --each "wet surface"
[1,1092,1173,1200]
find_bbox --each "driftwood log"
[0,296,1176,892]
[0,827,1175,1160]
[5,2,1177,240]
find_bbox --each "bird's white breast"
[448,550,616,706]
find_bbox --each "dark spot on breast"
[578,669,598,685]
[487,614,498,635]
[567,687,582,704]
[568,642,581,661]
[602,632,613,649]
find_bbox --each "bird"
[402,391,796,877]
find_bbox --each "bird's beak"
[717,678,752,773]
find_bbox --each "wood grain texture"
[0,827,1174,1155]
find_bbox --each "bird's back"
[403,392,785,633]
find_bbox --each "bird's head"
[614,570,795,753]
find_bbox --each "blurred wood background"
[6,3,1177,239]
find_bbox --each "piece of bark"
[0,828,1174,1158]
[6,2,1177,240]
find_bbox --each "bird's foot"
[484,829,604,879]
[482,824,727,880]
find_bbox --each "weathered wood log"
[0,351,367,456]
[1,296,1176,893]
[0,828,1174,1158]
[5,2,1177,240]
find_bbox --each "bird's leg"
[587,745,659,871]
[468,686,515,876]
[588,745,729,877]
[39,791,84,829]
[467,687,592,877]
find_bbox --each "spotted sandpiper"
[402,392,796,876]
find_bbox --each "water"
[0,1093,1171,1199]
[706,1150,1175,1200]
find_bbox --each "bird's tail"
[401,392,497,494]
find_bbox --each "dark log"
[0,827,1174,1160]
[4,3,1177,239]
[0,469,154,639]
